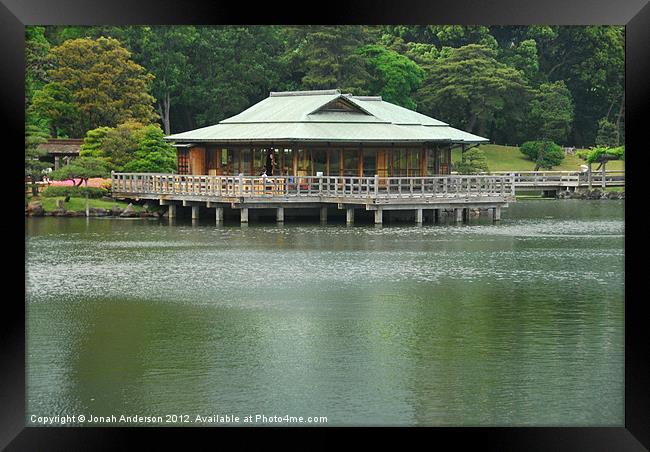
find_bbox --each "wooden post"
[240,207,249,224]
[374,208,383,225]
[320,205,328,224]
[588,163,592,189]
[191,205,200,220]
[415,208,423,224]
[215,207,223,224]
[346,207,354,225]
[276,207,284,223]
[455,208,463,223]
[168,204,176,219]
[493,206,501,222]
[601,162,606,189]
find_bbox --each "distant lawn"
[453,144,625,172]
[32,196,144,213]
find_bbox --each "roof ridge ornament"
[269,89,341,97]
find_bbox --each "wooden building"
[165,89,488,178]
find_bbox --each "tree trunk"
[615,96,624,145]
[467,112,479,133]
[157,92,172,135]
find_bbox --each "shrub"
[41,185,107,198]
[519,140,565,170]
[455,148,489,174]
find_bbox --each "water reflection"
[26,200,624,426]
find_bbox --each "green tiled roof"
[166,89,488,144]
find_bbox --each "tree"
[29,82,79,137]
[595,118,619,147]
[455,148,489,174]
[123,126,177,173]
[358,45,424,110]
[25,124,52,196]
[79,126,112,158]
[519,140,565,170]
[25,26,50,104]
[100,121,147,170]
[113,26,199,134]
[529,81,574,144]
[416,44,531,136]
[49,157,110,186]
[284,26,375,95]
[49,157,110,216]
[34,37,157,137]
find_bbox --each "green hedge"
[41,185,108,198]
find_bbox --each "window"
[313,150,327,176]
[362,149,376,177]
[177,149,189,175]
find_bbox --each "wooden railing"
[487,170,624,188]
[111,173,516,199]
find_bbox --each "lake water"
[25,200,625,426]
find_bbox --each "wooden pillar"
[320,206,328,224]
[358,148,363,177]
[326,149,330,176]
[374,208,383,225]
[240,207,249,223]
[168,204,176,219]
[215,207,223,224]
[276,207,284,222]
[493,206,501,222]
[601,162,606,189]
[587,163,592,189]
[455,208,463,223]
[415,208,423,224]
[346,207,354,225]
[292,148,298,176]
[191,205,200,220]
[54,156,61,170]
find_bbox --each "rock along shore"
[557,189,625,200]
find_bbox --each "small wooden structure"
[37,138,82,169]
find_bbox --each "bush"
[41,185,107,198]
[519,140,565,170]
[455,148,489,174]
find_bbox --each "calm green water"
[25,200,624,426]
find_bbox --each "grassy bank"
[29,196,145,213]
[453,144,625,172]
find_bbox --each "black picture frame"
[4,0,648,449]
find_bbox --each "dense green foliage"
[41,185,108,198]
[595,118,619,148]
[123,126,177,173]
[585,145,625,164]
[30,37,157,138]
[519,141,565,170]
[26,25,625,148]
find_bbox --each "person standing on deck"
[265,151,275,176]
